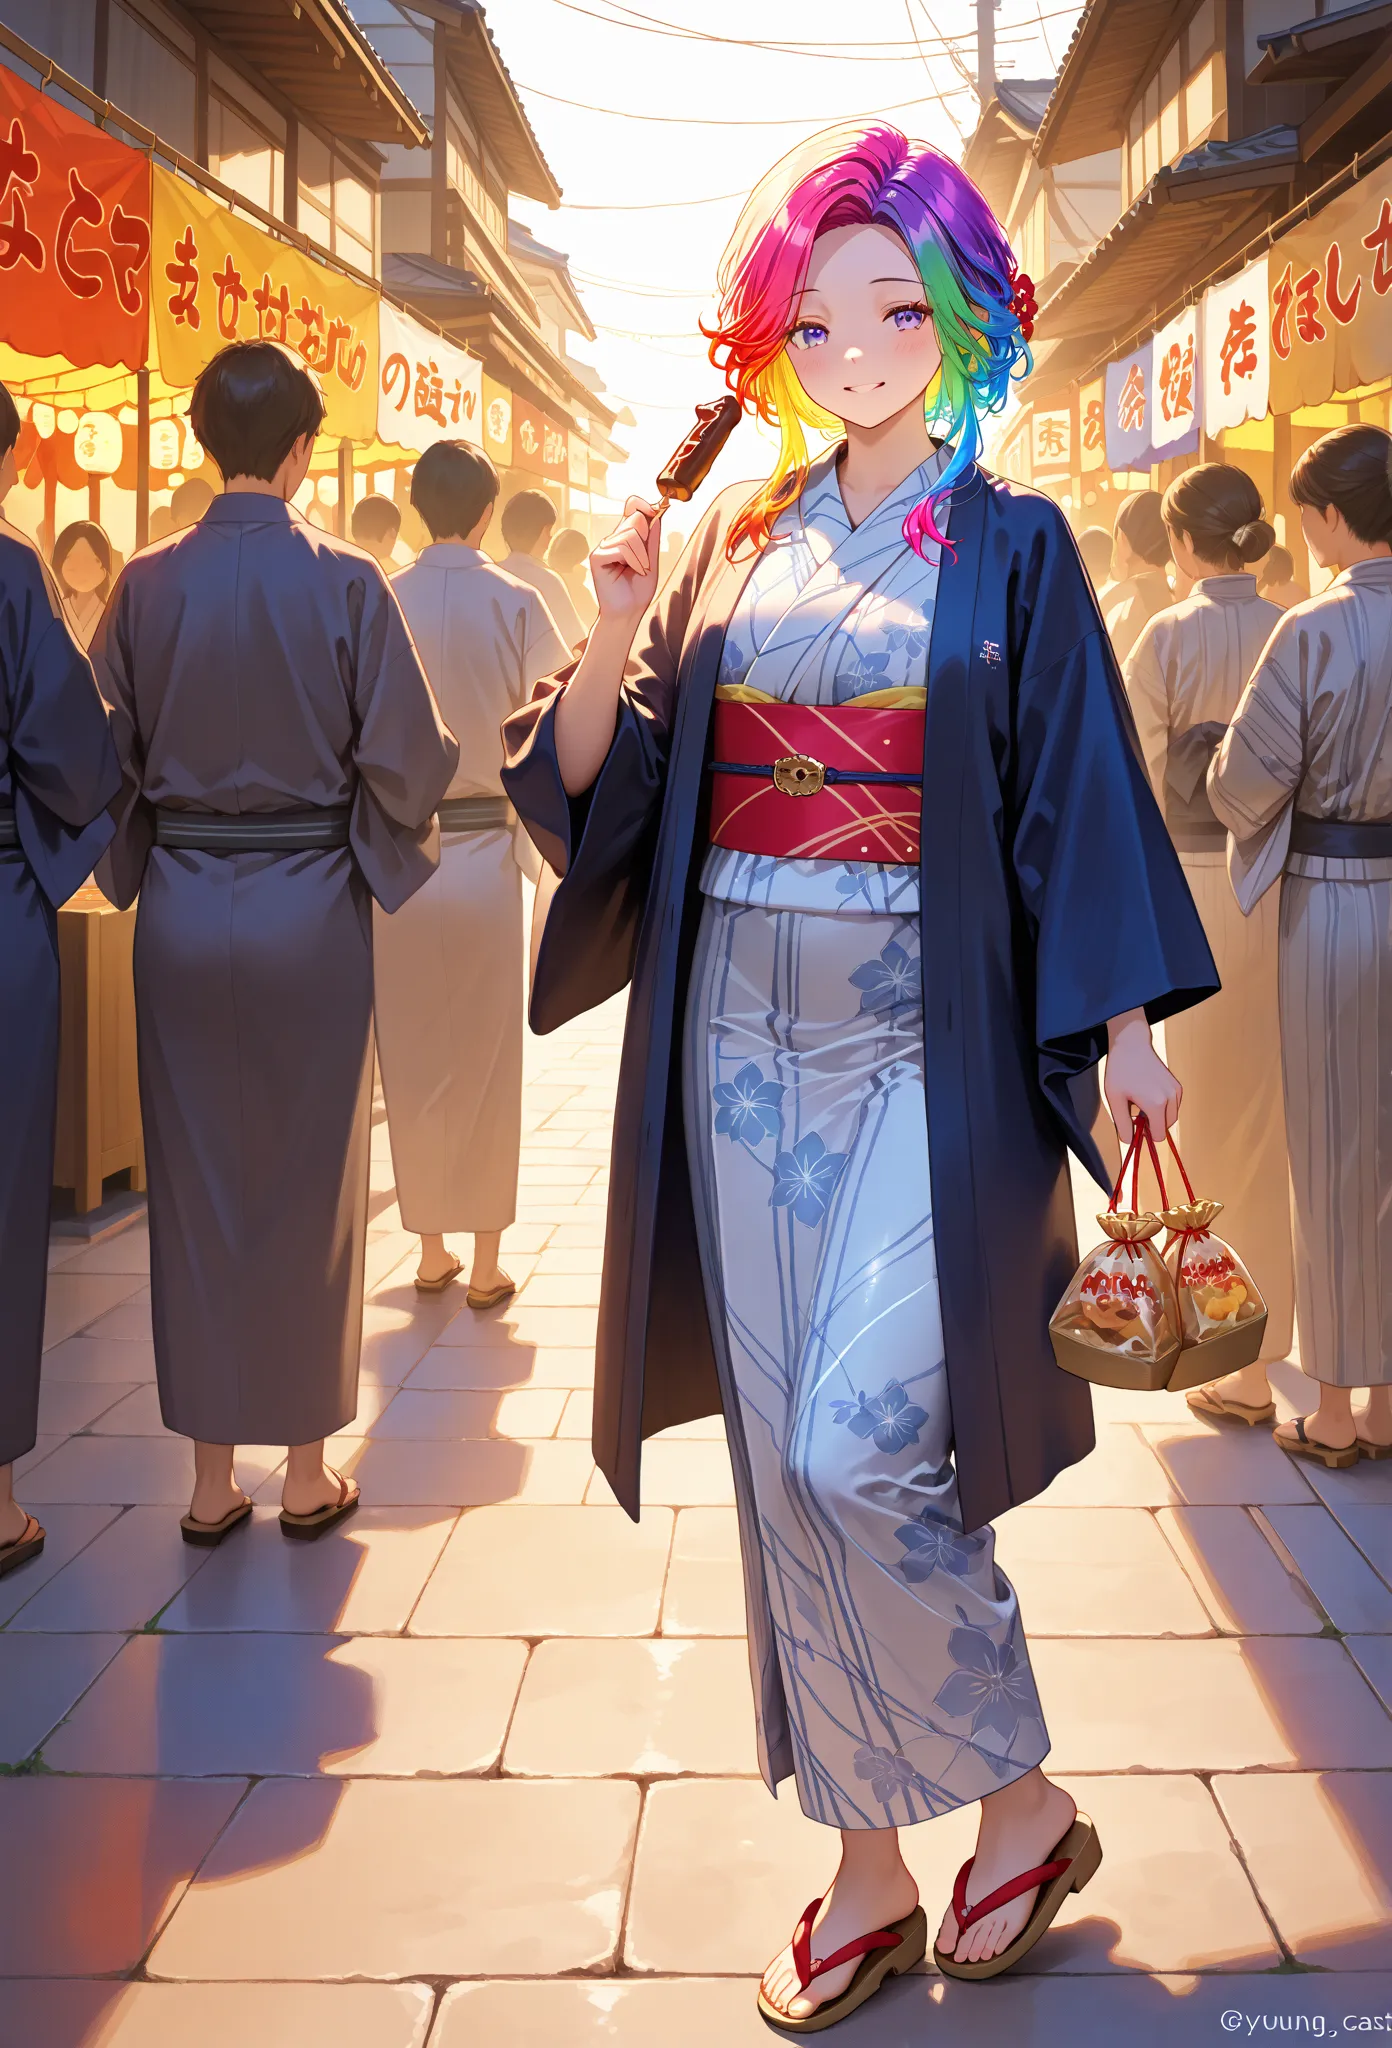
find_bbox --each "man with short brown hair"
[94,341,458,1546]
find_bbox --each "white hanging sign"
[377,299,483,453]
[1201,256,1271,436]
[1150,303,1201,451]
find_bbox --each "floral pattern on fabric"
[894,1506,988,1580]
[684,896,1048,1829]
[849,939,920,1018]
[713,1061,785,1147]
[771,1131,848,1227]
[832,1380,931,1453]
[935,1620,1041,1747]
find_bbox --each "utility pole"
[976,0,995,105]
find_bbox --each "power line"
[603,389,716,412]
[596,322,709,342]
[550,0,1080,54]
[559,188,748,211]
[572,269,714,297]
[903,0,969,139]
[516,81,974,125]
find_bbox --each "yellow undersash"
[714,682,927,708]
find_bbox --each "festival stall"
[995,156,1392,591]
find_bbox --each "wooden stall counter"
[54,883,145,1216]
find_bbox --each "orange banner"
[1269,167,1392,414]
[0,63,151,372]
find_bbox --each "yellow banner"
[151,167,378,441]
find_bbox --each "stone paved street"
[5,966,1392,2047]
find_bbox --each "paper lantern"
[57,408,80,435]
[316,474,339,508]
[30,403,56,439]
[73,412,123,475]
[181,423,205,470]
[485,394,511,448]
[149,419,183,470]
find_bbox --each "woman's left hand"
[1104,1007,1182,1142]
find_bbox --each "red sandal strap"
[950,1853,1073,1933]
[790,1897,903,1991]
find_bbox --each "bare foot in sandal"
[282,1440,353,1518]
[761,1829,918,2023]
[935,1770,1077,1967]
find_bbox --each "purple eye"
[891,304,928,331]
[790,323,829,350]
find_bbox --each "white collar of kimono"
[418,542,490,567]
[1192,574,1259,602]
[1340,555,1392,588]
[736,440,949,700]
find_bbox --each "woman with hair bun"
[1122,465,1294,1427]
[504,121,1215,2027]
[1211,424,1392,1467]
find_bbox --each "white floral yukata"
[683,450,1049,1829]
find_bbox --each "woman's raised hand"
[590,496,664,629]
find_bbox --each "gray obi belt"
[1288,814,1392,859]
[1164,721,1228,852]
[152,795,510,852]
[1164,731,1392,860]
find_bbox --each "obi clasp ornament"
[708,699,925,863]
[772,753,826,797]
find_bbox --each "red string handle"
[1107,1112,1169,1214]
[1163,1129,1196,1203]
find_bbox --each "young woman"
[504,123,1215,2032]
[51,519,113,649]
[1102,490,1175,665]
[1122,467,1294,1426]
[1211,425,1392,1467]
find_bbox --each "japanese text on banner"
[377,298,482,452]
[0,63,151,371]
[151,166,377,440]
[1150,304,1201,455]
[1268,169,1392,414]
[1202,256,1269,435]
[1031,408,1071,476]
[1104,341,1156,472]
[1079,379,1105,473]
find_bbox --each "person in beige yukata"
[1210,425,1392,1468]
[499,489,586,652]
[373,440,570,1302]
[1122,465,1295,1427]
[1102,490,1175,666]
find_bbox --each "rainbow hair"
[703,121,1031,560]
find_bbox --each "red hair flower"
[1010,270,1037,342]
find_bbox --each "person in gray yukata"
[92,341,457,1547]
[0,377,121,1583]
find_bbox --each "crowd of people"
[1072,442,1392,1464]
[1,305,1391,2025]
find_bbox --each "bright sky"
[487,0,1084,540]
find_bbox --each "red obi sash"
[708,699,924,864]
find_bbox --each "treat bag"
[1161,1196,1269,1391]
[1049,1209,1182,1392]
